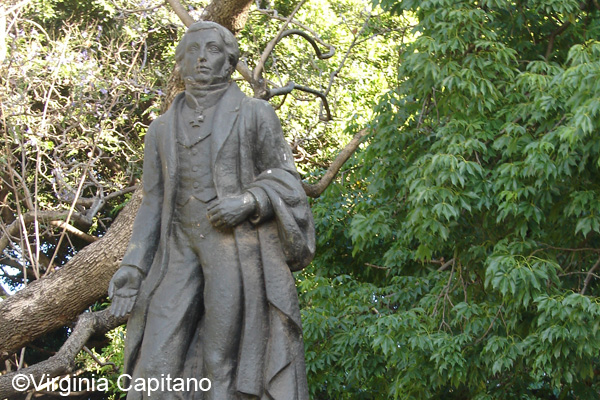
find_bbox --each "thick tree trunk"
[202,0,253,34]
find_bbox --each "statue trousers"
[129,197,243,400]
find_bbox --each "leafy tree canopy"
[302,0,600,399]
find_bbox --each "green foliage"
[301,0,600,398]
[77,326,127,399]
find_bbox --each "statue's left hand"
[206,193,256,229]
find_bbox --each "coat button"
[192,166,199,172]
[193,182,200,189]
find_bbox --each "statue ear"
[227,55,238,76]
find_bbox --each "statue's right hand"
[108,266,143,318]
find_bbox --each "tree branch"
[48,221,98,243]
[545,20,571,60]
[200,0,254,34]
[253,8,331,47]
[164,0,194,27]
[0,211,92,255]
[57,185,138,209]
[267,81,331,121]
[437,258,455,272]
[0,283,9,298]
[0,309,127,399]
[253,0,308,82]
[303,128,369,198]
[581,256,600,296]
[254,29,335,83]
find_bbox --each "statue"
[108,21,315,400]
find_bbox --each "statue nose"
[197,48,208,62]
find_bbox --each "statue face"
[180,29,229,85]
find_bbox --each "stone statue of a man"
[108,21,315,400]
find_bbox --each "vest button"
[192,166,199,172]
[193,182,200,189]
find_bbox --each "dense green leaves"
[301,0,600,398]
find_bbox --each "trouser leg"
[194,228,243,400]
[129,222,203,400]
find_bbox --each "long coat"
[120,83,315,399]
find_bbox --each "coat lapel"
[211,83,244,168]
[161,92,182,185]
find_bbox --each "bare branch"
[61,185,138,209]
[323,14,371,99]
[0,284,9,298]
[253,8,330,47]
[0,211,92,256]
[365,263,389,270]
[534,243,600,254]
[254,29,335,82]
[164,0,194,27]
[235,59,254,83]
[46,150,96,275]
[254,0,308,82]
[581,256,600,296]
[560,271,600,280]
[437,258,455,272]
[49,221,98,243]
[82,346,117,372]
[303,128,369,198]
[0,188,143,363]
[0,0,32,20]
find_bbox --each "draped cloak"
[120,83,315,399]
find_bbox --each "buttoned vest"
[176,105,218,206]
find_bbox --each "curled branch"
[267,81,332,121]
[253,8,331,48]
[254,29,335,82]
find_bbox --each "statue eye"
[208,45,221,53]
[187,44,200,53]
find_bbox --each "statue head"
[176,21,240,86]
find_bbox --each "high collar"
[184,82,230,110]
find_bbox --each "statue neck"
[184,82,230,110]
